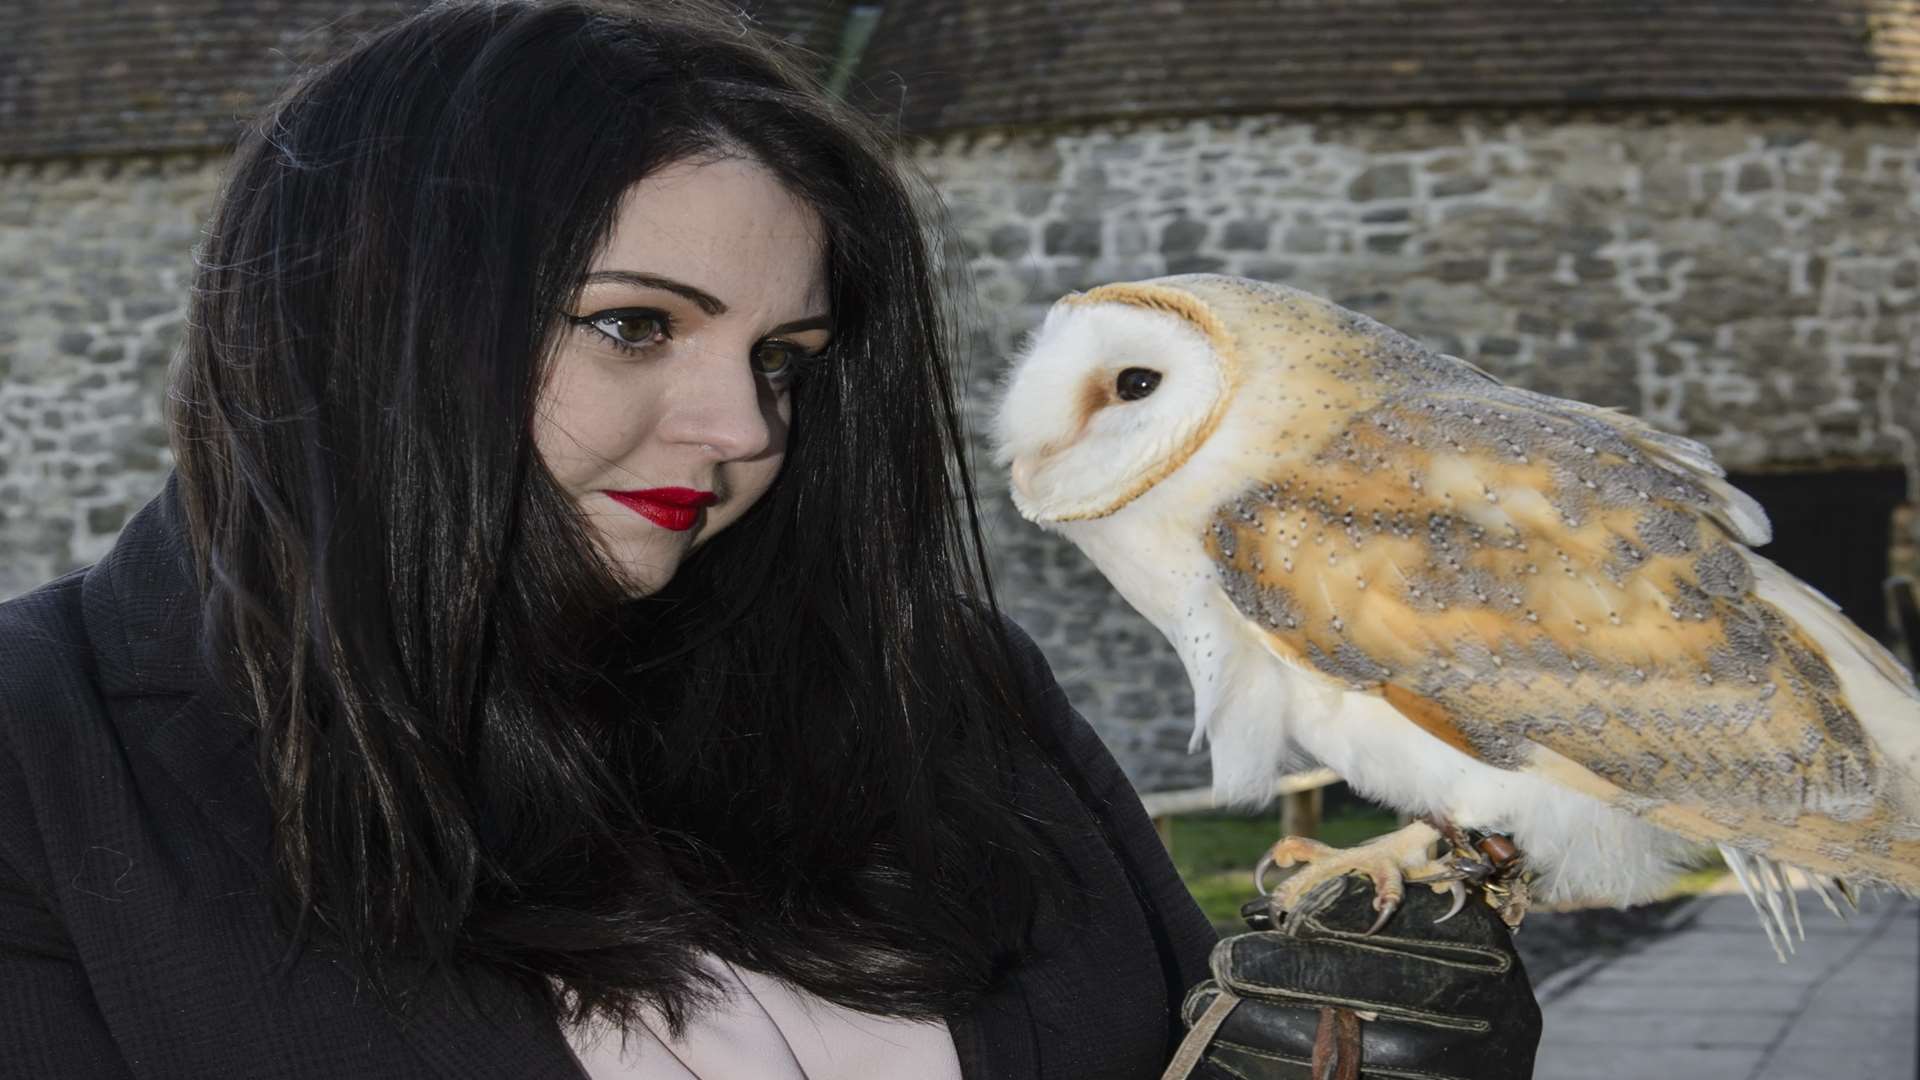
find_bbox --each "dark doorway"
[1725,466,1908,645]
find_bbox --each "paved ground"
[1533,888,1918,1079]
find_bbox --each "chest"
[29,694,1181,1080]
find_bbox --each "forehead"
[598,155,829,308]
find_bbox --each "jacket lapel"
[81,479,274,878]
[82,479,587,1079]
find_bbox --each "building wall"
[918,108,1920,792]
[6,111,1920,792]
[0,153,223,599]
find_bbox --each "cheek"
[713,403,789,527]
[534,357,654,482]
[733,423,788,506]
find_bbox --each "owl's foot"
[1414,821,1533,928]
[1254,821,1453,935]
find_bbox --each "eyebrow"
[582,270,727,315]
[581,271,831,335]
[768,315,833,337]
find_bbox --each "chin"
[595,539,685,597]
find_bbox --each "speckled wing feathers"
[1197,294,1920,893]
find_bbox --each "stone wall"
[918,107,1920,792]
[0,153,223,598]
[6,110,1920,792]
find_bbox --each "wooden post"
[1153,814,1174,853]
[1280,785,1322,840]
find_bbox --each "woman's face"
[536,156,831,594]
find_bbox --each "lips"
[606,487,718,532]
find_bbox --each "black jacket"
[0,484,1217,1078]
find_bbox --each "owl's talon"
[1256,835,1335,897]
[1434,880,1468,924]
[1365,897,1399,935]
[1257,822,1442,930]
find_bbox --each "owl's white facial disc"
[994,300,1232,523]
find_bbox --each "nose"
[658,344,778,461]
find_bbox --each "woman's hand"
[1166,875,1542,1080]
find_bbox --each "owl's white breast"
[1285,683,1697,903]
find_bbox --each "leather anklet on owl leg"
[1408,818,1534,927]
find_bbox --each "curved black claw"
[1254,851,1280,897]
[1406,848,1498,926]
[1365,898,1399,936]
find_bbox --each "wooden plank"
[1138,768,1340,819]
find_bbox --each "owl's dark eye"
[1115,367,1162,401]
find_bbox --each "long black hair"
[170,0,1067,1031]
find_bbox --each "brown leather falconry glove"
[1162,876,1542,1080]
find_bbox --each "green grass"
[1169,808,1400,928]
[1167,811,1731,928]
[1667,850,1729,896]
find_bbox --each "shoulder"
[0,569,103,738]
[994,613,1055,699]
[993,613,1114,779]
[994,613,1073,721]
[0,569,106,874]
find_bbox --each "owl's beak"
[1009,457,1035,500]
[1006,453,1054,524]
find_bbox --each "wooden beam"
[1139,768,1340,819]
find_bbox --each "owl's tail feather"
[1719,845,1804,962]
[1803,872,1855,922]
[1718,845,1880,962]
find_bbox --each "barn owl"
[993,273,1920,952]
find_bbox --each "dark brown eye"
[1116,367,1162,401]
[751,342,796,378]
[612,314,664,344]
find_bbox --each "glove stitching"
[1244,926,1512,976]
[1288,922,1514,976]
[1285,933,1514,976]
[1210,981,1490,1034]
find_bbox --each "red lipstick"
[606,487,718,532]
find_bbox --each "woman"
[0,2,1216,1076]
[3,4,1213,1068]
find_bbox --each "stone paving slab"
[1537,1009,1784,1047]
[1533,1044,1765,1080]
[1534,891,1917,1080]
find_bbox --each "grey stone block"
[1219,219,1271,251]
[1348,162,1413,202]
[987,224,1031,259]
[1159,217,1207,256]
[1043,219,1100,257]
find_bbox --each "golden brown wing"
[1204,375,1920,892]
